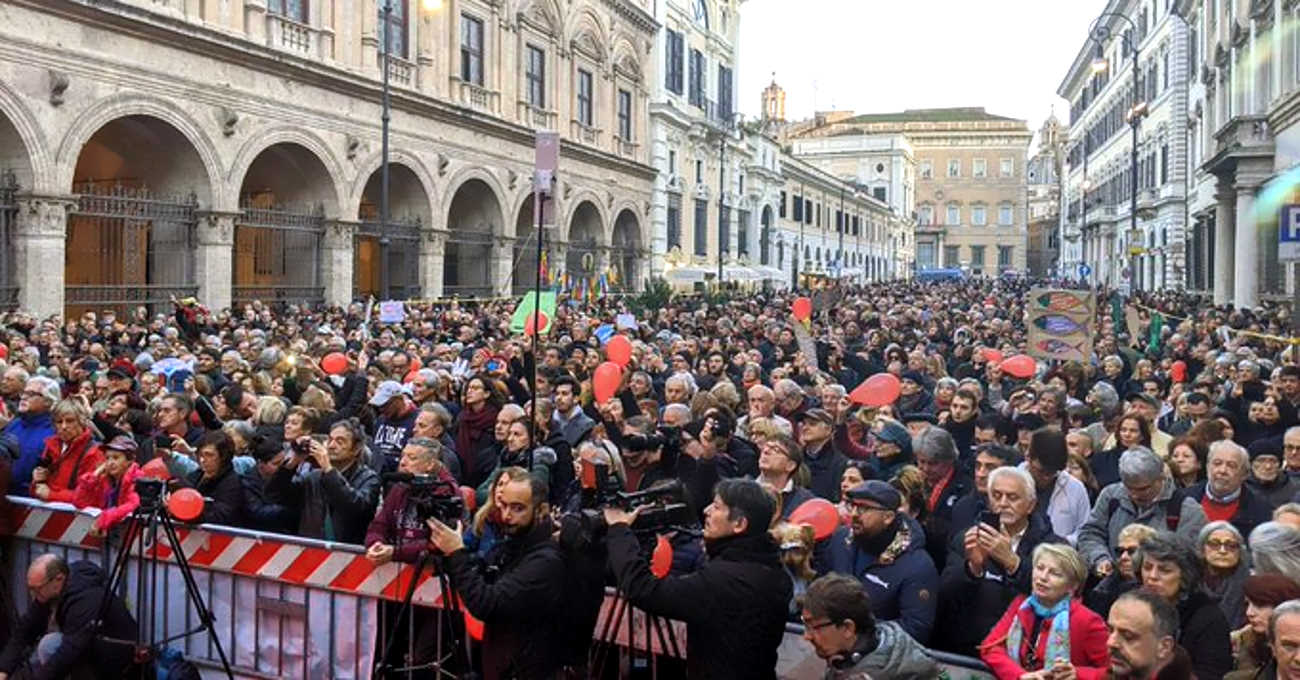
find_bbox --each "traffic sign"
[1281,204,1300,261]
[1078,263,1092,278]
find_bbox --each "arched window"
[693,0,708,28]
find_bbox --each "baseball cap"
[368,380,409,406]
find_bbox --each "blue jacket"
[5,411,53,495]
[823,514,938,645]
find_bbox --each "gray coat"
[823,621,939,680]
[1076,479,1207,568]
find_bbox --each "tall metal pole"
[837,186,845,281]
[717,131,726,287]
[797,180,805,290]
[1083,142,1090,286]
[1129,38,1141,297]
[380,0,392,301]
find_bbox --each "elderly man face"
[664,378,690,406]
[1208,445,1249,497]
[18,380,52,416]
[1,368,26,397]
[748,387,775,418]
[988,472,1034,531]
[915,446,953,487]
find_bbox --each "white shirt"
[1019,463,1092,545]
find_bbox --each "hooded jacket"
[34,428,104,503]
[0,560,138,680]
[72,462,142,531]
[823,620,939,680]
[824,514,939,645]
[5,410,53,494]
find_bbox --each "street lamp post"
[1088,11,1147,297]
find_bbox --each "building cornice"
[25,0,655,180]
[602,0,660,37]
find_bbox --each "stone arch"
[352,156,436,301]
[566,6,609,59]
[228,126,346,217]
[566,200,604,279]
[560,189,609,243]
[441,165,510,236]
[0,79,51,192]
[610,37,644,82]
[608,200,643,246]
[611,207,642,290]
[348,149,440,222]
[444,176,506,296]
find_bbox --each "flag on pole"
[510,291,556,335]
[539,250,549,286]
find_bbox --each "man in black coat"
[798,408,849,501]
[0,555,138,680]
[604,477,791,680]
[914,426,971,571]
[1191,439,1272,539]
[427,473,567,680]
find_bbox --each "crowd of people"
[4,278,1300,679]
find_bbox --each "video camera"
[382,472,465,523]
[576,459,694,535]
[621,424,681,454]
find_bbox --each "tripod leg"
[374,551,433,678]
[157,514,235,680]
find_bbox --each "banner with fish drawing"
[1027,288,1095,363]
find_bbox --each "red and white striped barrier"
[5,498,446,607]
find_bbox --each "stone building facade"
[0,0,657,318]
[1026,113,1065,277]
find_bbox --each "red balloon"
[788,498,839,541]
[1170,360,1187,383]
[167,488,205,522]
[606,335,632,367]
[849,373,901,407]
[651,534,673,579]
[593,362,623,404]
[321,352,349,376]
[0,343,7,360]
[462,607,484,641]
[980,347,1004,364]
[792,297,813,322]
[140,457,171,481]
[524,311,550,337]
[1000,354,1038,379]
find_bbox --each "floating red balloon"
[140,457,171,481]
[606,334,632,368]
[321,352,349,375]
[1000,354,1038,379]
[1170,360,1187,383]
[651,534,673,579]
[849,373,901,407]
[167,488,205,522]
[788,498,839,541]
[0,343,7,360]
[593,361,623,404]
[524,311,550,337]
[792,297,813,322]
[980,347,1004,364]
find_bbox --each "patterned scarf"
[1005,595,1071,670]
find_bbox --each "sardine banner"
[1026,288,1095,363]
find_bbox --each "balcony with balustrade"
[570,121,603,146]
[267,13,323,60]
[453,78,499,115]
[516,102,558,130]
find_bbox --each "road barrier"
[1,497,992,679]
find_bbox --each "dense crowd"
[4,278,1300,679]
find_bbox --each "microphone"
[532,446,557,468]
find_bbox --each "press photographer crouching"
[603,478,791,680]
[426,474,566,680]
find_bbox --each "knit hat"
[1248,438,1283,462]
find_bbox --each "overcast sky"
[738,0,1111,136]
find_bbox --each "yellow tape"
[1128,302,1300,345]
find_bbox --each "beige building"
[788,107,1031,276]
[0,0,657,317]
[1026,113,1065,277]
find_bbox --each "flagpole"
[531,186,544,440]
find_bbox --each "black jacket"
[0,561,138,680]
[922,470,973,572]
[268,457,381,545]
[1179,589,1234,680]
[935,512,1064,656]
[444,522,567,680]
[1188,481,1273,539]
[186,465,246,527]
[607,526,791,680]
[803,439,849,502]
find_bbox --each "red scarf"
[455,404,499,479]
[927,467,956,513]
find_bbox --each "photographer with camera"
[269,418,380,544]
[364,437,461,565]
[426,474,567,680]
[603,477,791,680]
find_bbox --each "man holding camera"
[426,474,566,680]
[271,419,381,545]
[364,438,459,565]
[603,478,790,680]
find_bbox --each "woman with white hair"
[1248,521,1300,585]
[1198,520,1249,629]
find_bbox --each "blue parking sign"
[1281,204,1300,261]
[1078,263,1092,278]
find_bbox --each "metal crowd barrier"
[1,497,992,679]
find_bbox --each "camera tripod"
[94,494,234,679]
[590,588,683,680]
[373,549,475,679]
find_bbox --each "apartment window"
[268,0,307,22]
[804,199,812,223]
[793,195,803,221]
[694,199,708,255]
[920,160,933,179]
[998,245,1013,269]
[460,15,484,85]
[577,70,594,126]
[943,245,960,267]
[668,150,677,175]
[815,202,821,227]
[692,0,708,27]
[719,207,730,254]
[717,65,733,120]
[918,205,933,225]
[689,49,706,107]
[999,203,1013,226]
[665,30,684,94]
[738,210,749,255]
[973,159,987,178]
[872,187,887,202]
[377,0,407,58]
[617,89,632,140]
[972,204,987,226]
[1160,144,1169,184]
[667,196,682,250]
[525,45,546,108]
[971,245,986,271]
[779,191,787,218]
[695,160,703,183]
[948,159,960,177]
[946,203,960,226]
[1000,158,1014,177]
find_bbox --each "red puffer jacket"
[34,429,104,504]
[73,462,142,531]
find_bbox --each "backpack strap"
[1164,488,1187,531]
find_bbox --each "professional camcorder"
[575,459,694,535]
[382,472,465,523]
[621,424,682,455]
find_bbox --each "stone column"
[323,220,356,306]
[1234,181,1261,310]
[14,195,76,318]
[1214,184,1236,305]
[195,211,237,312]
[420,228,446,300]
[492,236,515,298]
[244,0,267,43]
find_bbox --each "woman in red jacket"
[72,435,142,533]
[30,399,103,504]
[980,542,1110,680]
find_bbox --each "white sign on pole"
[1281,205,1300,261]
[378,301,406,324]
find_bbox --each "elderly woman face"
[1031,554,1076,606]
[54,411,83,443]
[1203,529,1242,571]
[1116,535,1142,579]
[1140,555,1183,601]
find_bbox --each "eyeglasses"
[1206,540,1240,552]
[1116,546,1139,555]
[800,618,840,631]
[847,503,891,516]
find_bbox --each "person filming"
[603,478,791,680]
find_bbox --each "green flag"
[1147,312,1163,354]
[510,291,556,335]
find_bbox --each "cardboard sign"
[1026,288,1094,363]
[378,301,406,324]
